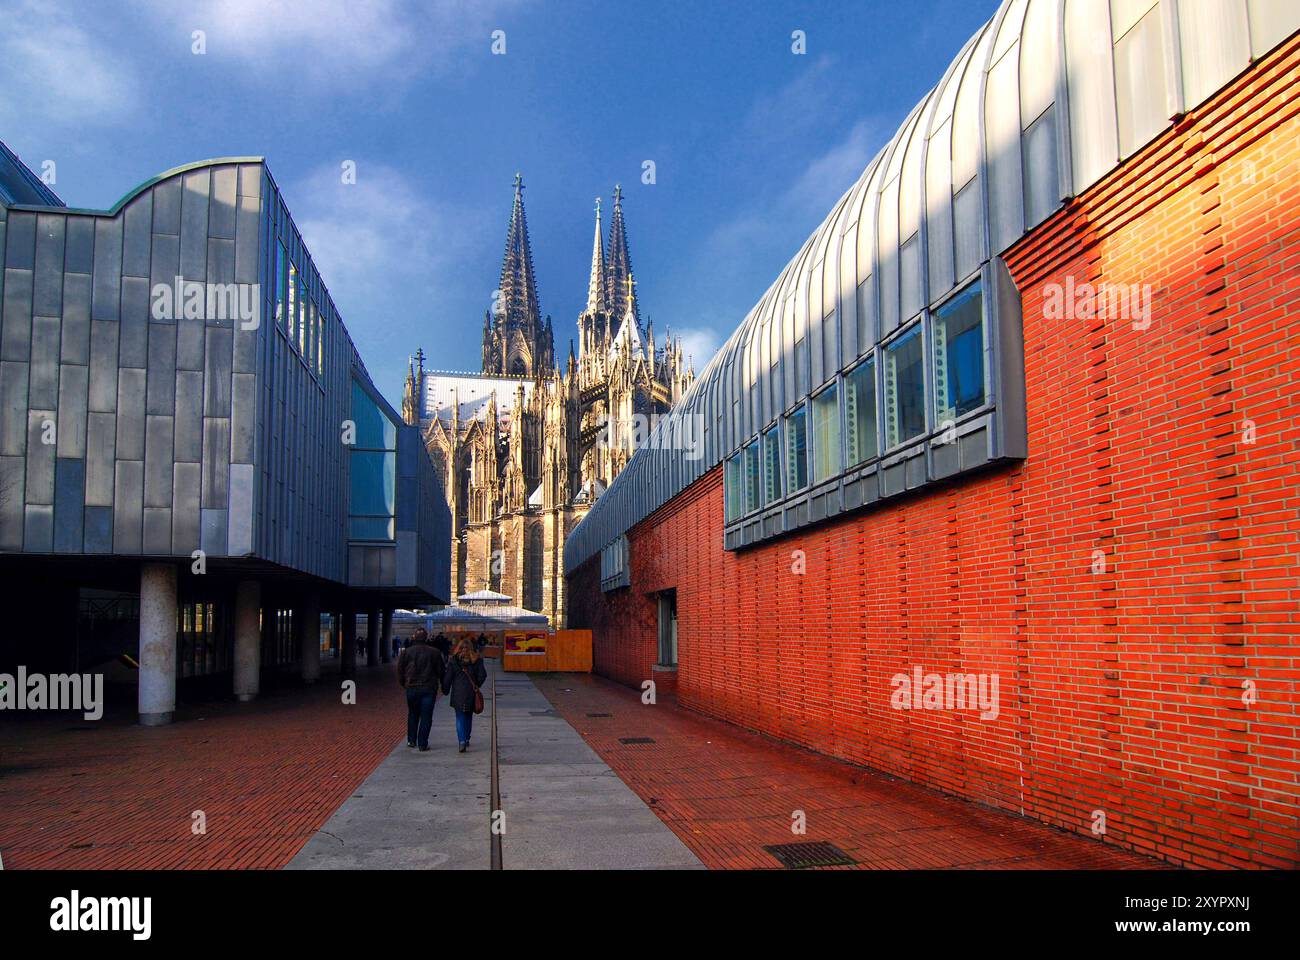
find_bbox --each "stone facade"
[403,178,692,625]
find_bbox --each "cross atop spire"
[514,171,524,195]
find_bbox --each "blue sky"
[1,0,999,408]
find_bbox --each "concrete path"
[495,670,703,870]
[286,672,493,870]
[288,660,702,870]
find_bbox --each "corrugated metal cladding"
[0,156,451,602]
[564,0,1300,576]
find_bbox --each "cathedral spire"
[585,197,606,315]
[497,173,542,330]
[484,173,546,377]
[605,184,637,329]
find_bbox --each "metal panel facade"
[0,155,451,603]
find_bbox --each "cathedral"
[402,176,694,625]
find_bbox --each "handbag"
[462,663,484,715]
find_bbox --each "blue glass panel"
[349,451,395,517]
[351,379,397,450]
[349,516,394,540]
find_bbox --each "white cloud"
[138,0,530,89]
[0,1,139,127]
[288,161,488,332]
[656,118,882,367]
[743,55,842,147]
[699,117,880,291]
[674,327,723,372]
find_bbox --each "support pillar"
[366,606,380,667]
[299,591,321,683]
[233,580,261,702]
[341,608,357,678]
[138,562,178,726]
[380,608,394,663]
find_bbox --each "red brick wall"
[568,39,1300,869]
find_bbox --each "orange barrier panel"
[499,630,592,672]
[546,630,593,673]
[503,652,547,672]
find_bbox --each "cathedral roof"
[422,371,535,425]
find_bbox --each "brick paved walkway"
[532,673,1166,870]
[0,665,404,869]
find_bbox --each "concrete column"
[138,563,178,726]
[341,608,357,678]
[380,608,394,663]
[233,580,261,702]
[299,591,321,683]
[366,606,381,667]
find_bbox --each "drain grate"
[528,709,558,717]
[618,737,656,745]
[586,712,612,718]
[763,841,856,869]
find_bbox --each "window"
[657,590,677,667]
[743,440,760,514]
[884,324,926,448]
[316,307,325,375]
[811,384,840,483]
[275,241,287,328]
[297,275,308,356]
[784,404,808,492]
[600,535,630,590]
[307,300,318,373]
[933,281,985,425]
[762,424,781,504]
[348,379,397,540]
[845,357,877,466]
[724,452,742,522]
[287,260,298,342]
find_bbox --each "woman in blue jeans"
[441,637,487,752]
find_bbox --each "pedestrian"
[397,627,444,752]
[442,635,487,753]
[432,633,451,666]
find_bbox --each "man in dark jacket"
[397,628,444,751]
